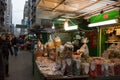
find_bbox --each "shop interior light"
[64,19,78,31]
[64,25,78,31]
[52,23,55,29]
[58,18,66,21]
[64,19,69,30]
[88,19,118,27]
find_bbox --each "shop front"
[33,0,120,79]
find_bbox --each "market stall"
[33,34,120,80]
[34,57,89,80]
[33,36,89,80]
[32,3,120,79]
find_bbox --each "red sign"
[103,14,108,19]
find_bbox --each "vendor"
[72,35,83,52]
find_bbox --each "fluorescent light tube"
[58,19,66,21]
[88,19,118,27]
[64,19,69,30]
[65,25,78,31]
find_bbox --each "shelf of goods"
[33,56,120,80]
[34,57,89,80]
[33,37,120,80]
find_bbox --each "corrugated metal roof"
[36,0,120,19]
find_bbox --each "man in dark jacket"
[0,49,5,80]
[0,33,13,77]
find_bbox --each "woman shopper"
[0,33,13,77]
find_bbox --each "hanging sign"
[90,10,119,23]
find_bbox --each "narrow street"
[5,50,34,80]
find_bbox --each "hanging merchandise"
[47,35,56,60]
[72,34,82,52]
[54,36,61,47]
[48,35,55,49]
[77,37,89,58]
[34,41,43,59]
[54,36,62,58]
[54,36,65,62]
[64,42,74,58]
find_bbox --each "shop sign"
[90,10,119,23]
[16,24,27,28]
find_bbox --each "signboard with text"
[16,24,27,28]
[90,10,119,23]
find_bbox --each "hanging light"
[64,19,69,30]
[64,19,78,31]
[65,25,78,31]
[88,19,118,27]
[52,23,55,29]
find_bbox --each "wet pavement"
[5,50,34,80]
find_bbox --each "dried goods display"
[102,43,120,59]
[34,41,43,59]
[36,57,63,76]
[34,35,120,79]
[106,27,120,43]
[35,56,120,77]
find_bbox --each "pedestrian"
[7,34,14,55]
[0,48,5,80]
[0,33,13,77]
[12,35,19,56]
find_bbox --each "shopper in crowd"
[7,34,14,56]
[0,33,13,77]
[18,38,25,50]
[12,35,19,56]
[19,37,25,44]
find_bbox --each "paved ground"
[5,50,34,80]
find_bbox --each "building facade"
[4,0,13,32]
[0,0,7,32]
[28,0,36,29]
[20,1,29,35]
[23,1,29,26]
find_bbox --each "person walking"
[8,34,14,55]
[0,33,13,77]
[0,48,5,80]
[12,35,19,56]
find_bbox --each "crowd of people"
[0,33,19,80]
[0,33,34,80]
